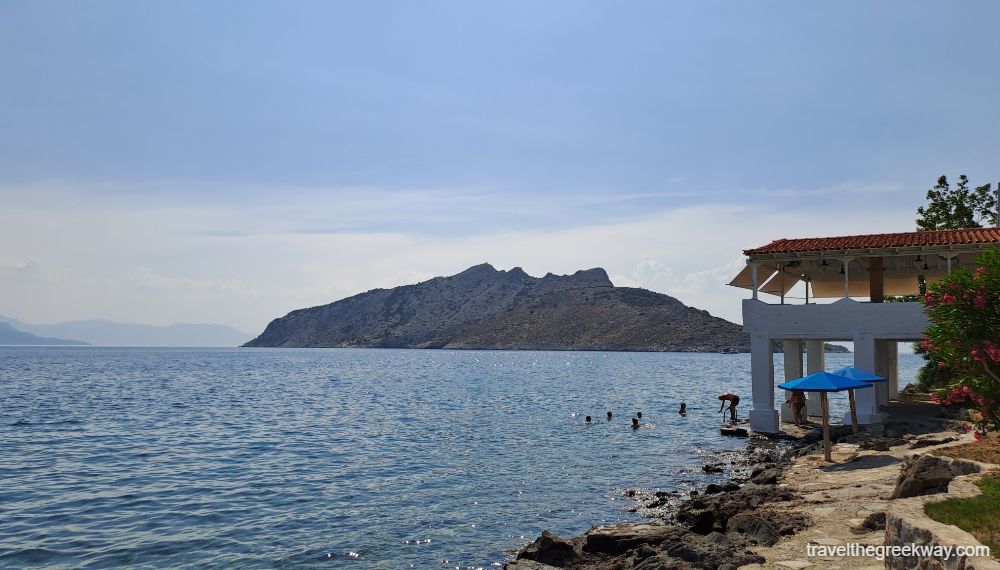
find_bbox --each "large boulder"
[584,524,690,556]
[509,523,766,569]
[675,484,796,534]
[516,531,583,567]
[584,524,764,569]
[891,455,980,499]
[726,513,780,546]
[749,468,781,485]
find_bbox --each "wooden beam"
[821,392,831,462]
[870,256,884,303]
[848,389,858,434]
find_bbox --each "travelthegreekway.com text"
[806,542,991,561]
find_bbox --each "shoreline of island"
[506,406,974,570]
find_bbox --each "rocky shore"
[507,407,976,570]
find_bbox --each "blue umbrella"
[778,371,876,392]
[778,371,874,461]
[832,366,886,383]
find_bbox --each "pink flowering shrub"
[924,248,1000,436]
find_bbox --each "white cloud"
[0,257,42,274]
[0,181,919,332]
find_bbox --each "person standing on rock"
[786,390,806,425]
[718,393,739,422]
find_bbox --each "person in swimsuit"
[786,391,806,425]
[718,393,740,422]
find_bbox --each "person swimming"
[585,415,592,423]
[679,402,687,415]
[607,411,613,421]
[636,411,642,419]
[631,417,639,429]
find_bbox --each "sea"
[0,347,925,569]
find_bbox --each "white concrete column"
[874,340,891,407]
[781,340,803,423]
[887,342,899,400]
[849,333,883,424]
[805,340,825,416]
[749,333,779,433]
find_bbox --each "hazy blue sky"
[2,1,999,332]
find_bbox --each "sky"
[2,1,999,333]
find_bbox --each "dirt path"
[740,431,975,570]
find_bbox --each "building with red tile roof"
[743,227,1000,256]
[729,228,1000,435]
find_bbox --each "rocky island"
[246,263,847,353]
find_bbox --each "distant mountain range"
[0,315,253,347]
[246,263,844,353]
[0,322,88,345]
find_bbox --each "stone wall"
[886,455,999,570]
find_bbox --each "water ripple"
[0,347,923,568]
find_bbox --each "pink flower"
[921,338,933,350]
[985,342,1000,361]
[972,348,986,361]
[931,394,941,403]
[941,293,956,305]
[974,431,985,441]
[924,292,937,305]
[975,291,988,310]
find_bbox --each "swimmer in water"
[636,411,642,419]
[585,415,592,423]
[679,402,687,415]
[607,411,613,421]
[631,418,639,429]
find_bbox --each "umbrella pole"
[821,392,831,462]
[848,389,858,434]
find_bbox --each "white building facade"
[729,228,1000,433]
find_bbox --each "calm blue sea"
[0,348,924,569]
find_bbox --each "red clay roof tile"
[744,228,1000,255]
